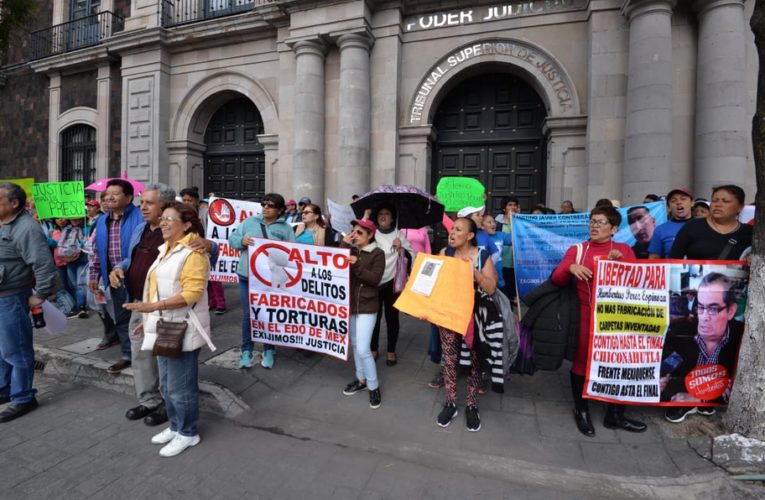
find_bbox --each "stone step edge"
[33,345,251,419]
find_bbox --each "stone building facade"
[0,0,758,212]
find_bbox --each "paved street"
[7,284,758,499]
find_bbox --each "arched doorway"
[432,72,547,214]
[203,97,265,200]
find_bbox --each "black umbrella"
[350,185,445,229]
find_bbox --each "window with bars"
[61,124,96,185]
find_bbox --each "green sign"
[31,181,86,219]
[436,177,485,212]
[0,177,35,199]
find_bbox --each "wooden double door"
[204,97,265,200]
[433,73,547,214]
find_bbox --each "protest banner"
[247,238,351,359]
[435,177,485,212]
[584,259,748,406]
[31,181,85,219]
[512,201,667,300]
[326,198,355,235]
[0,177,34,199]
[394,253,474,334]
[205,197,262,282]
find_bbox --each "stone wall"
[60,70,98,112]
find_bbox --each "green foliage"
[0,0,38,53]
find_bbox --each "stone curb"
[33,345,251,419]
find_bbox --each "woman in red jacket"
[551,205,647,437]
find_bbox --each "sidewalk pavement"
[31,284,757,499]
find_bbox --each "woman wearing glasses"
[295,203,328,246]
[124,202,214,457]
[551,205,646,437]
[229,193,296,369]
[340,219,385,409]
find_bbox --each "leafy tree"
[0,0,37,54]
[724,0,765,439]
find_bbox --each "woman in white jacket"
[125,202,214,458]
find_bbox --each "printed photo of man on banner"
[246,238,351,360]
[584,259,748,407]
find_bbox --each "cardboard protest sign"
[394,253,474,334]
[512,201,668,299]
[436,177,485,212]
[0,177,34,199]
[247,238,351,360]
[31,181,85,219]
[584,259,748,406]
[205,197,262,282]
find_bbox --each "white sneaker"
[159,434,200,457]
[151,427,176,444]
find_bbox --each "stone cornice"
[542,115,589,137]
[28,46,116,75]
[399,125,437,144]
[621,0,677,20]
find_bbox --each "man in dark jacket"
[0,183,60,422]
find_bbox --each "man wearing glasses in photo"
[229,193,295,369]
[660,272,744,422]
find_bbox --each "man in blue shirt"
[649,187,694,259]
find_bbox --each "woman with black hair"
[435,217,497,432]
[551,206,645,437]
[369,204,413,366]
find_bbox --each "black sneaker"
[342,380,367,396]
[436,402,458,427]
[369,388,381,409]
[214,308,226,315]
[466,405,481,432]
[77,308,89,319]
[697,406,716,416]
[665,406,698,423]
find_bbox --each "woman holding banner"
[551,206,647,437]
[436,217,497,432]
[340,219,385,409]
[665,184,751,424]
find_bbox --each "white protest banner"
[247,238,351,360]
[327,198,355,235]
[585,259,748,407]
[205,197,262,282]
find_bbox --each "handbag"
[392,251,410,294]
[153,316,188,358]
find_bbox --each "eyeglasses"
[158,216,181,223]
[589,219,610,227]
[697,303,729,316]
[302,211,316,215]
[262,203,277,209]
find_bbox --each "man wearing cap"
[649,188,694,259]
[456,206,500,262]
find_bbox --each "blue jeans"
[110,284,132,361]
[158,349,200,437]
[66,258,87,309]
[238,276,273,354]
[350,313,378,390]
[0,291,36,404]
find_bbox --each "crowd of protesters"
[0,179,753,457]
